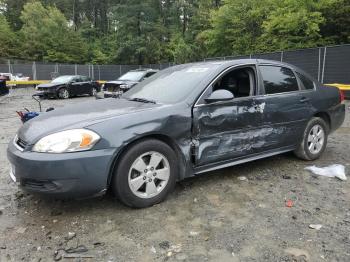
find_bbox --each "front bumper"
[103,91,123,98]
[7,141,116,198]
[35,89,57,98]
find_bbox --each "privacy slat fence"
[0,44,349,83]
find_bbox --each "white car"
[0,73,30,87]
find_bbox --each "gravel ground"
[0,88,349,262]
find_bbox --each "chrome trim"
[9,166,17,183]
[195,147,293,175]
[13,135,24,152]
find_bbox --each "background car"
[103,68,158,98]
[0,73,30,86]
[36,75,100,99]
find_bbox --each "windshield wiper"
[127,97,156,104]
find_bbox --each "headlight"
[120,84,130,89]
[32,129,100,153]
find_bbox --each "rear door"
[80,76,93,95]
[69,76,84,95]
[255,64,312,150]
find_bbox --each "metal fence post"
[7,60,11,73]
[90,64,93,79]
[318,48,321,82]
[32,62,37,80]
[321,47,327,83]
[75,64,77,75]
[98,65,101,80]
[119,65,122,77]
[280,51,284,62]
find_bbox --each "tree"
[0,0,349,64]
[0,15,18,58]
[19,1,88,63]
[319,0,350,44]
[201,0,269,56]
[258,0,325,51]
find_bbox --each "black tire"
[294,117,329,160]
[112,139,178,208]
[90,87,97,96]
[58,88,69,99]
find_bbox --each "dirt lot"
[0,88,349,262]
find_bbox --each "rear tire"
[112,139,178,208]
[294,117,328,160]
[90,87,97,96]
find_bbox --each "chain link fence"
[0,44,349,83]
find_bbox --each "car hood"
[106,80,138,85]
[18,98,160,144]
[37,83,63,88]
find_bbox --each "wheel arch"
[106,134,187,188]
[56,85,69,97]
[314,112,331,131]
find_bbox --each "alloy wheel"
[128,151,170,199]
[307,124,325,154]
[59,89,69,99]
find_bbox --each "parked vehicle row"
[34,68,158,99]
[7,59,345,208]
[36,75,101,99]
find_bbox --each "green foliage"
[258,0,325,51]
[19,1,88,63]
[0,0,348,63]
[0,15,18,57]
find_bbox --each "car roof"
[129,68,159,72]
[178,58,295,68]
[170,59,315,80]
[56,75,89,77]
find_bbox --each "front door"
[192,66,267,166]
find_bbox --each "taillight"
[339,89,345,104]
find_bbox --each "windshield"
[118,71,145,82]
[52,76,74,83]
[123,64,218,104]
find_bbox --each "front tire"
[112,139,178,208]
[294,117,328,160]
[58,88,69,99]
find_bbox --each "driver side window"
[199,66,256,104]
[213,67,255,98]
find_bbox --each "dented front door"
[192,98,267,166]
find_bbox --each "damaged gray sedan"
[7,59,345,208]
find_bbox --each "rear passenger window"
[260,66,299,94]
[296,72,315,90]
[145,72,156,78]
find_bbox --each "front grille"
[38,88,51,92]
[16,137,28,150]
[22,179,58,191]
[104,83,120,92]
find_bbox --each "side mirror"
[204,89,234,103]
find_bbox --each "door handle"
[299,97,310,103]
